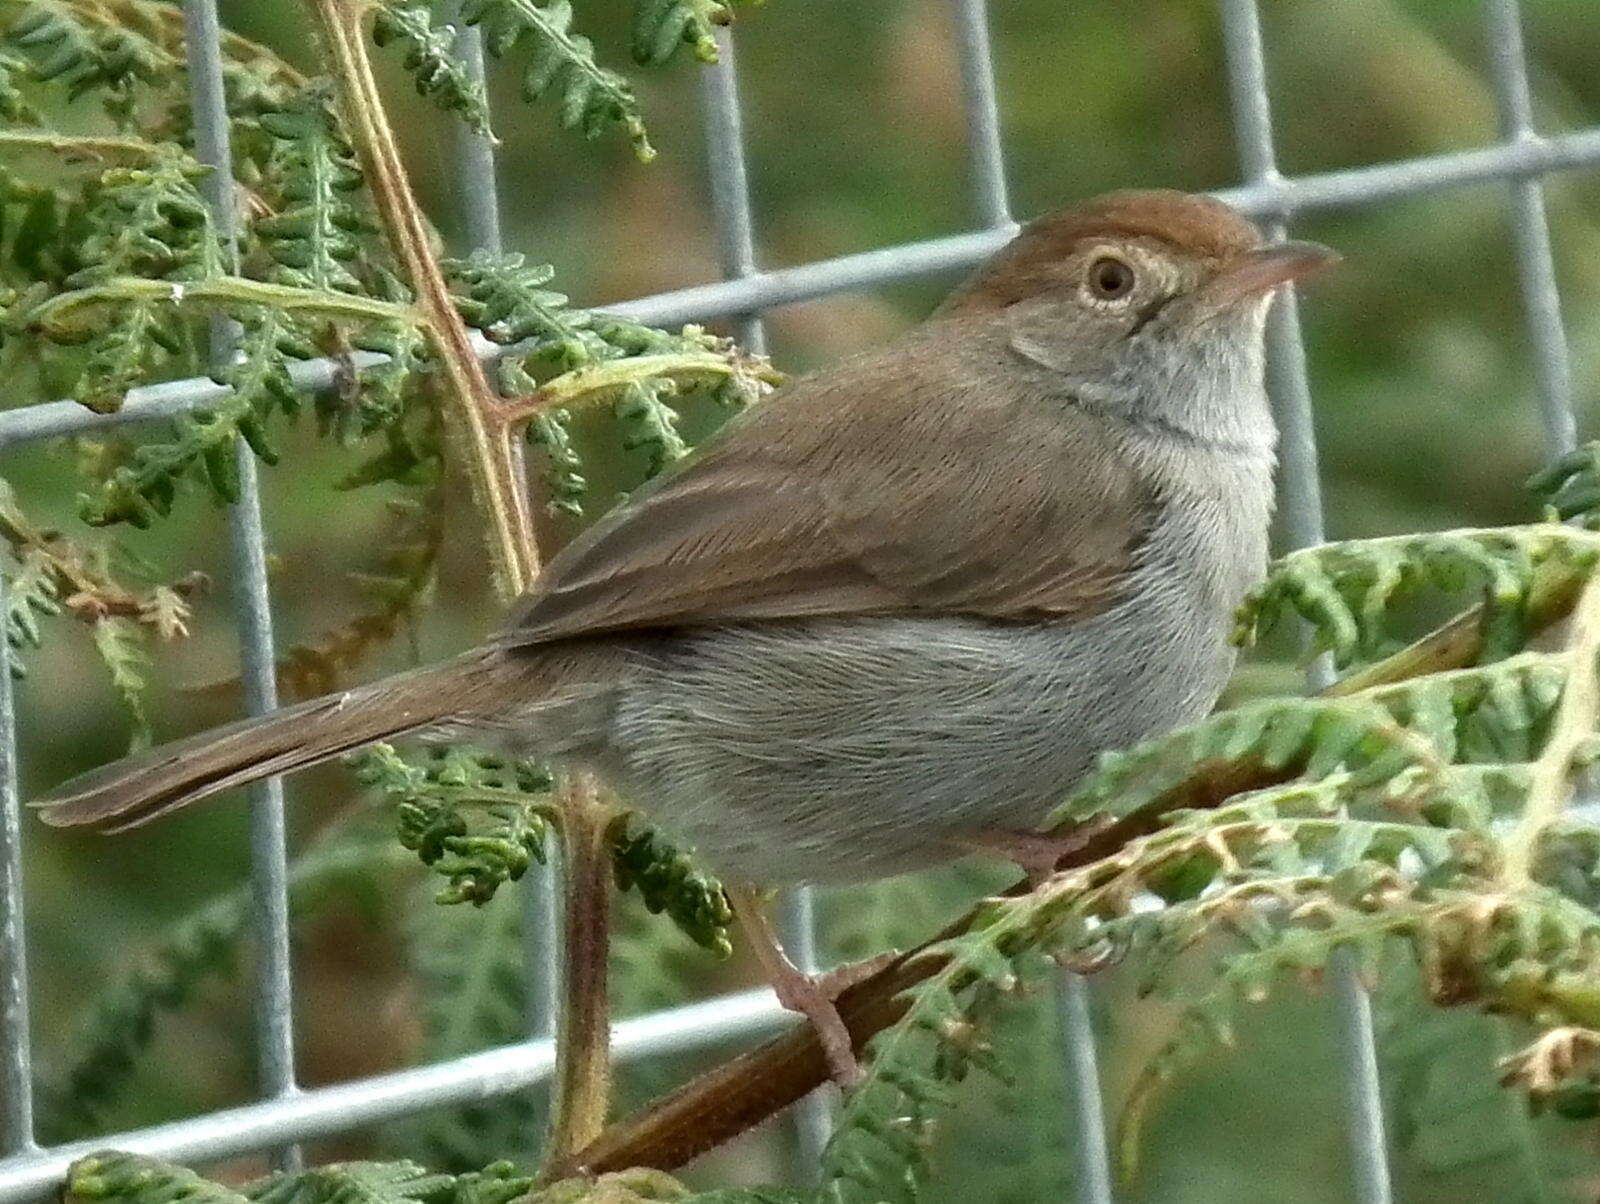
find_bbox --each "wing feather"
[503,319,1151,646]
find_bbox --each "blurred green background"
[16,0,1600,1199]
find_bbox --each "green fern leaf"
[630,0,731,66]
[4,2,162,114]
[524,406,587,516]
[614,378,687,477]
[1236,526,1600,668]
[79,306,302,525]
[447,250,598,364]
[2,546,59,668]
[460,0,654,160]
[91,615,149,746]
[371,2,494,136]
[249,1161,455,1204]
[608,813,732,956]
[351,743,555,906]
[1529,440,1600,527]
[65,1152,249,1204]
[0,48,38,120]
[253,91,372,294]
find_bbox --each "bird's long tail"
[35,646,522,832]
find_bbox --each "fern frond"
[0,172,80,289]
[823,933,1032,1204]
[461,0,654,159]
[341,312,431,440]
[0,477,202,689]
[524,406,586,516]
[1529,440,1600,528]
[1361,653,1566,765]
[372,2,493,136]
[1115,875,1600,1168]
[614,378,688,476]
[352,744,555,905]
[67,150,225,286]
[3,546,58,669]
[629,0,732,66]
[1,0,304,126]
[91,615,149,746]
[253,91,371,295]
[518,1169,695,1202]
[65,1153,249,1204]
[448,251,597,365]
[0,47,37,119]
[1045,695,1439,829]
[80,306,302,525]
[608,813,732,956]
[452,249,772,513]
[64,1155,546,1204]
[17,149,221,413]
[3,1,162,116]
[1499,1026,1600,1118]
[439,1162,538,1204]
[1235,525,1600,668]
[249,1161,455,1204]
[38,826,401,1141]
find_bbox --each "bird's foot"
[957,823,1108,890]
[767,953,896,1089]
[815,951,898,998]
[731,885,897,1089]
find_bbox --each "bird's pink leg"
[729,886,888,1089]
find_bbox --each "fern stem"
[304,0,620,1163]
[495,350,771,425]
[543,773,613,1172]
[1503,568,1600,886]
[305,0,538,596]
[31,275,413,332]
[0,130,159,161]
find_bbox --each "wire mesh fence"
[0,0,1594,1200]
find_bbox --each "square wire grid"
[0,1,1592,1200]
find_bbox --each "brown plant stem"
[303,0,615,1168]
[564,568,1589,1175]
[544,773,615,1171]
[307,0,536,598]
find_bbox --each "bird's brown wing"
[503,324,1152,647]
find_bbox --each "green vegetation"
[10,1,1600,1202]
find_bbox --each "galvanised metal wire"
[695,21,832,1175]
[0,1,1590,1200]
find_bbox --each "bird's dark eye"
[1087,256,1136,300]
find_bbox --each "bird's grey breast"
[587,441,1273,887]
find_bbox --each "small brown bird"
[36,191,1337,1084]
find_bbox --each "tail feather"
[35,648,508,831]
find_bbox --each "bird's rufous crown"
[940,190,1263,315]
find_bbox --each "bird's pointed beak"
[1206,239,1341,306]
